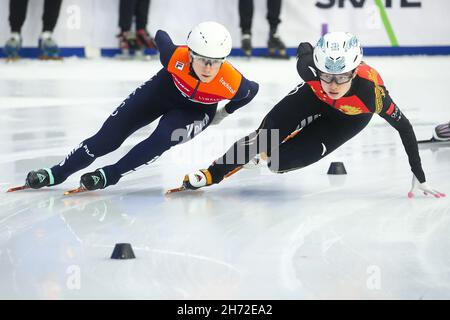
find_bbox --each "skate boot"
[135,29,157,59]
[183,169,213,190]
[241,33,252,57]
[166,169,213,194]
[26,168,55,189]
[268,32,286,58]
[433,122,450,141]
[39,31,60,60]
[117,31,137,59]
[136,29,157,50]
[4,32,22,60]
[80,169,107,191]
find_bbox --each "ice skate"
[241,33,252,57]
[64,169,107,195]
[115,31,137,60]
[4,33,21,62]
[26,168,55,189]
[80,169,107,190]
[166,169,212,194]
[136,29,157,50]
[7,168,54,192]
[268,32,287,59]
[129,29,156,60]
[39,31,62,60]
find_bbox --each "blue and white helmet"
[313,32,363,74]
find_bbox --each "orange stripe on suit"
[167,46,243,104]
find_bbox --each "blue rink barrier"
[1,46,450,58]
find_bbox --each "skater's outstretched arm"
[378,97,444,197]
[296,42,317,82]
[223,77,259,114]
[154,30,177,68]
[363,69,444,196]
[211,75,259,126]
[361,68,425,183]
[378,96,425,182]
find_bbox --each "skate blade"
[282,127,303,143]
[6,185,30,193]
[267,48,289,59]
[224,166,243,178]
[39,56,63,61]
[5,57,20,63]
[165,186,187,195]
[64,186,87,195]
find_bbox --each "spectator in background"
[238,0,286,57]
[117,0,157,57]
[3,0,63,60]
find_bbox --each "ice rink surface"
[0,55,449,299]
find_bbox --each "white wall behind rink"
[0,0,449,49]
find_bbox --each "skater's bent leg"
[101,108,214,187]
[207,95,319,183]
[207,127,280,183]
[270,114,372,173]
[50,118,146,185]
[49,78,166,184]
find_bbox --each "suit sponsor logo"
[175,61,184,71]
[219,77,236,94]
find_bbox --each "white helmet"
[187,21,232,59]
[313,32,363,74]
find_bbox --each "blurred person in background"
[117,0,157,58]
[4,0,62,60]
[238,0,286,57]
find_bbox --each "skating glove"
[210,107,230,126]
[296,42,313,59]
[408,175,446,198]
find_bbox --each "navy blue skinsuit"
[49,30,259,187]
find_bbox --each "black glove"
[296,42,313,59]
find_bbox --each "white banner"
[0,0,449,49]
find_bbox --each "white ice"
[0,55,449,299]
